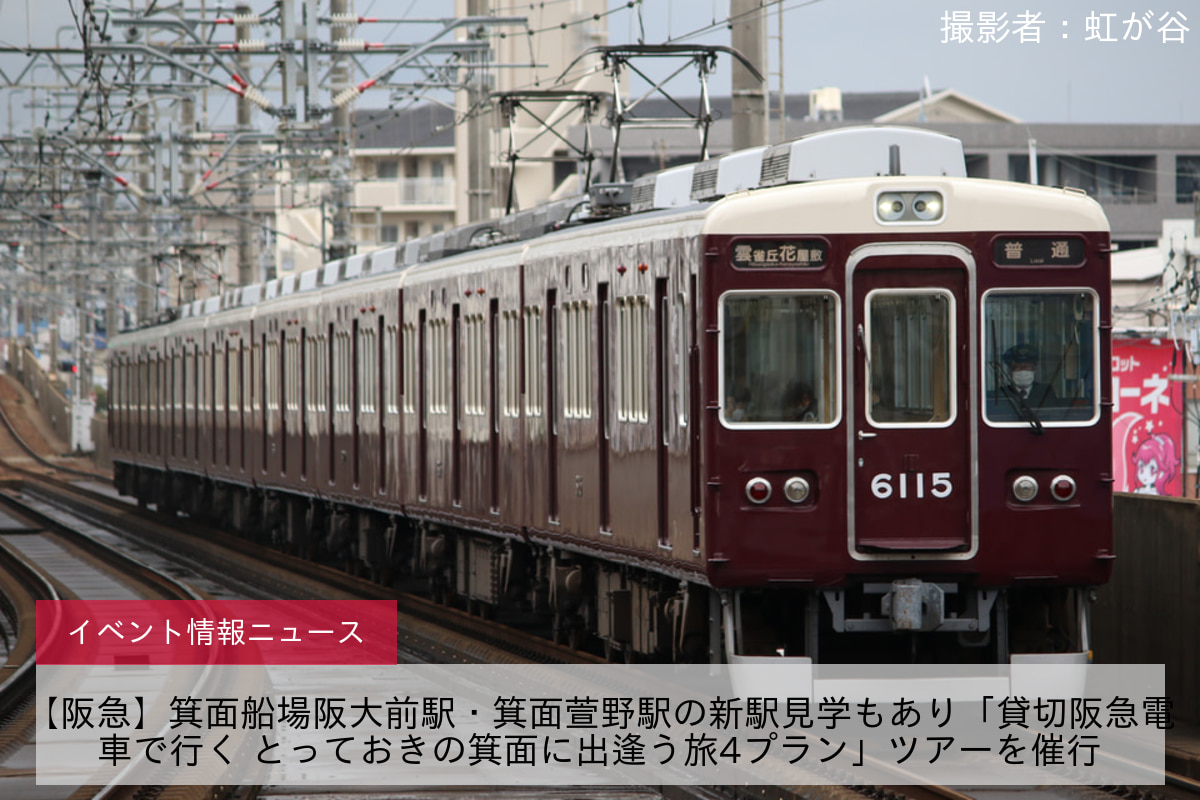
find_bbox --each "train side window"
[983,289,1099,426]
[866,290,955,427]
[720,291,839,427]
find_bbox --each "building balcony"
[355,177,455,209]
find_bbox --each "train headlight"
[1050,474,1077,502]
[1012,475,1039,503]
[783,476,810,504]
[912,192,944,221]
[877,193,906,221]
[745,477,772,505]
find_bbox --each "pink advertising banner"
[1112,338,1185,497]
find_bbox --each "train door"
[848,244,976,557]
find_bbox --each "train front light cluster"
[745,476,812,505]
[1012,473,1077,503]
[874,190,945,224]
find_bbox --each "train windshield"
[983,289,1100,426]
[721,292,838,426]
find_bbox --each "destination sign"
[732,239,828,269]
[993,237,1085,266]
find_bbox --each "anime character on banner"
[1111,339,1185,496]
[1132,432,1180,495]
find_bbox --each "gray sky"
[614,0,1199,124]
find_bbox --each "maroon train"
[109,127,1113,665]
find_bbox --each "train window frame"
[717,289,842,430]
[865,288,958,430]
[981,287,1101,429]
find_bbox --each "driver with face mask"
[1001,343,1058,408]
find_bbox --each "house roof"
[873,89,1022,124]
[352,105,457,150]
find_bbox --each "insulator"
[241,85,271,110]
[334,39,365,51]
[232,12,260,25]
[331,86,360,108]
[329,13,358,25]
[235,39,268,52]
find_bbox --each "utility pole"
[730,0,767,150]
[327,0,353,259]
[135,109,154,323]
[236,5,257,284]
[464,0,494,223]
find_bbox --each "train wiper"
[989,361,1044,435]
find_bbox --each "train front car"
[702,131,1112,667]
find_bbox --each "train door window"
[617,296,650,423]
[285,337,300,412]
[402,323,417,413]
[523,307,543,417]
[502,311,521,417]
[428,319,449,414]
[265,338,280,417]
[358,325,376,414]
[720,291,839,427]
[334,331,352,413]
[983,289,1099,426]
[675,292,689,429]
[564,301,592,419]
[865,290,955,427]
[384,324,399,414]
[464,314,486,416]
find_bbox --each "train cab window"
[720,292,839,426]
[983,289,1099,426]
[866,290,954,427]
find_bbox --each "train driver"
[998,343,1058,408]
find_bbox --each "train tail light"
[1012,475,1038,503]
[783,476,810,504]
[1050,475,1077,502]
[745,478,772,504]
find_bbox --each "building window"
[1177,156,1200,203]
[1009,153,1156,203]
[377,159,399,179]
[405,221,420,240]
[406,159,419,179]
[432,222,445,234]
[380,224,399,243]
[431,160,445,180]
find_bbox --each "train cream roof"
[701,177,1110,236]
